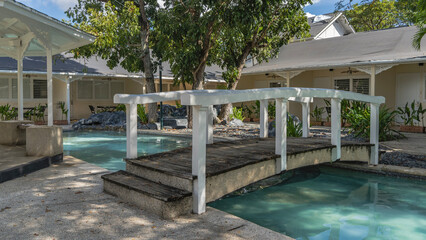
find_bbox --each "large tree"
[153,0,231,90]
[66,0,159,122]
[336,0,414,31]
[413,0,426,50]
[215,0,311,120]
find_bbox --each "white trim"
[313,13,343,40]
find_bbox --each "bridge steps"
[102,170,192,219]
[102,138,372,218]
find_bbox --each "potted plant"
[310,105,324,126]
[397,101,424,133]
[53,101,69,125]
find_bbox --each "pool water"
[63,131,191,171]
[209,166,426,240]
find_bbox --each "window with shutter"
[353,78,369,95]
[33,79,47,99]
[334,79,350,91]
[0,78,9,99]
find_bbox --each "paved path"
[381,132,426,156]
[0,156,289,240]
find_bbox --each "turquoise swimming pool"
[63,131,191,171]
[209,166,426,240]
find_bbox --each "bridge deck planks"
[127,138,371,179]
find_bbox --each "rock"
[162,118,188,129]
[268,113,301,137]
[220,120,228,125]
[146,122,160,130]
[228,119,244,127]
[72,111,127,130]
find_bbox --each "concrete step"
[126,158,193,192]
[101,170,192,219]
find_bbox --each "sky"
[18,0,344,21]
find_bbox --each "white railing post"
[302,102,310,138]
[192,105,207,214]
[126,103,138,159]
[331,98,341,161]
[206,105,214,144]
[370,103,380,165]
[275,98,287,173]
[260,99,268,138]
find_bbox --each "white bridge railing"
[114,87,385,214]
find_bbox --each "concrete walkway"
[381,132,426,156]
[0,156,289,240]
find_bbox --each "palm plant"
[413,0,426,50]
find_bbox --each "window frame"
[77,79,125,101]
[0,75,47,101]
[333,75,370,95]
[268,80,287,88]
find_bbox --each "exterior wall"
[0,73,66,121]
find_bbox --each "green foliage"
[33,104,46,122]
[344,101,402,141]
[229,107,245,121]
[116,104,126,112]
[175,100,183,109]
[250,100,276,119]
[413,0,426,50]
[397,100,425,126]
[241,103,253,119]
[137,104,148,124]
[0,104,17,120]
[287,114,303,137]
[336,0,414,32]
[216,84,228,90]
[59,101,68,120]
[311,105,325,122]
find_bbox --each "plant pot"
[243,118,251,122]
[310,121,323,126]
[34,121,46,125]
[324,121,331,127]
[53,120,69,125]
[252,118,260,123]
[399,125,424,133]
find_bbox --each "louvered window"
[334,79,350,91]
[33,79,47,99]
[0,78,8,99]
[353,78,369,95]
[12,78,31,99]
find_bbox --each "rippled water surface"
[63,131,191,171]
[209,166,426,240]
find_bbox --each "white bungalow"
[239,26,426,122]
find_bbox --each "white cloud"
[305,12,316,18]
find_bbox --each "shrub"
[116,104,126,112]
[287,114,302,137]
[229,106,245,121]
[310,105,325,122]
[0,104,17,120]
[137,104,148,123]
[59,101,68,120]
[397,100,426,127]
[345,102,402,141]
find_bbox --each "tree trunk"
[139,0,157,123]
[218,65,245,121]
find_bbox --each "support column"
[370,65,376,96]
[192,105,207,214]
[302,102,310,138]
[126,103,138,159]
[46,48,53,126]
[66,78,71,125]
[275,98,287,174]
[331,98,341,161]
[17,53,23,121]
[370,103,380,165]
[259,99,268,138]
[206,105,213,144]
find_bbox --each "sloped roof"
[243,26,426,75]
[307,12,354,39]
[0,54,224,81]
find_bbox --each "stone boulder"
[228,119,244,127]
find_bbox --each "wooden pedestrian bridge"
[101,87,385,219]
